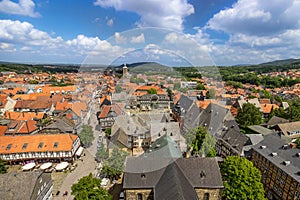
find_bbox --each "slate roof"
[45,117,75,133]
[154,161,198,200]
[142,134,182,159]
[219,120,250,154]
[247,125,275,135]
[123,157,223,199]
[183,103,203,130]
[277,121,300,138]
[0,171,49,200]
[198,103,234,137]
[267,116,289,127]
[150,122,181,140]
[177,95,194,113]
[252,134,300,182]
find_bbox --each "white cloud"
[0,0,40,17]
[0,42,15,52]
[0,19,132,64]
[130,33,145,43]
[114,32,127,44]
[207,0,300,36]
[94,0,194,31]
[106,18,113,26]
[0,20,62,46]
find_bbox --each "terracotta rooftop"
[0,134,78,154]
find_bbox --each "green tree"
[0,159,8,174]
[285,98,300,121]
[196,82,206,90]
[199,133,216,157]
[206,88,216,99]
[185,126,216,156]
[71,173,112,200]
[147,88,157,94]
[225,81,243,89]
[221,156,265,200]
[114,85,122,93]
[173,82,180,90]
[29,80,39,84]
[237,103,262,129]
[294,138,300,148]
[78,125,94,147]
[104,128,111,137]
[96,145,109,162]
[273,98,300,121]
[102,146,129,179]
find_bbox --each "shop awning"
[40,162,52,170]
[75,146,84,157]
[55,162,69,171]
[22,163,35,171]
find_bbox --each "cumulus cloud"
[0,19,131,64]
[0,0,40,17]
[0,42,15,52]
[106,18,113,26]
[94,0,194,31]
[207,0,300,36]
[0,20,62,46]
[114,32,127,44]
[130,33,145,43]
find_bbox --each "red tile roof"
[0,134,78,154]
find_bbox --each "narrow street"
[54,98,102,200]
[87,99,104,158]
[54,149,97,200]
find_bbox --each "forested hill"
[0,62,79,74]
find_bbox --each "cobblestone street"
[53,149,97,200]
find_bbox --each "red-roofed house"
[5,120,38,135]
[97,103,124,130]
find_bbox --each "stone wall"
[195,188,222,200]
[125,189,154,200]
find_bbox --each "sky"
[0,0,299,66]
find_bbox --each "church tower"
[123,63,128,77]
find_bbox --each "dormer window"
[38,142,44,149]
[271,152,277,157]
[283,161,290,166]
[200,170,206,178]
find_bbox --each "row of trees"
[236,98,300,132]
[222,72,300,89]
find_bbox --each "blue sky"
[0,0,299,66]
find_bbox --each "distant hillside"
[0,61,79,74]
[259,58,300,66]
[114,62,178,76]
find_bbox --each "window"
[38,142,44,149]
[137,193,143,200]
[53,142,58,148]
[203,193,210,200]
[6,144,12,150]
[22,143,28,150]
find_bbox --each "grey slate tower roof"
[123,157,223,200]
